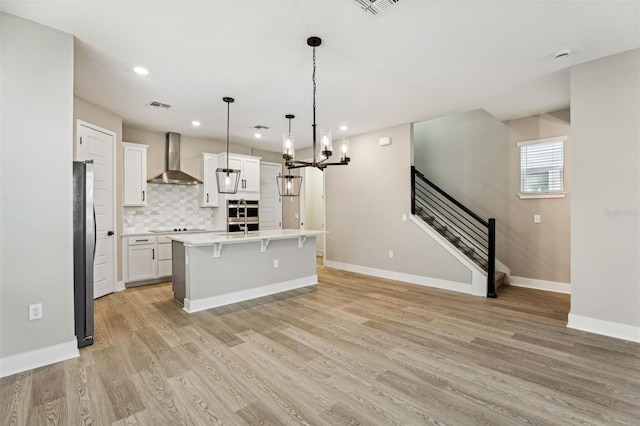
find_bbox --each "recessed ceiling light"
[192,121,201,127]
[254,132,262,139]
[339,125,348,131]
[133,66,149,75]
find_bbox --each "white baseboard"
[115,280,126,292]
[324,260,486,297]
[568,313,640,343]
[509,276,571,294]
[0,339,79,378]
[184,275,318,313]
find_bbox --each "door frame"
[75,119,119,294]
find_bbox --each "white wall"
[569,49,640,342]
[325,124,474,289]
[1,14,77,375]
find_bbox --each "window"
[517,136,567,199]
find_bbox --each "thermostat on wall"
[379,137,391,146]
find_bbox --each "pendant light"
[215,97,241,194]
[277,114,302,196]
[283,36,351,171]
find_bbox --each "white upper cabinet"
[220,154,261,195]
[241,157,260,192]
[123,142,148,206]
[199,153,219,207]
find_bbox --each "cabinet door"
[200,154,219,207]
[127,244,156,281]
[123,144,148,206]
[242,158,261,192]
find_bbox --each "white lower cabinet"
[124,234,173,286]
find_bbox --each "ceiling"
[2,1,638,152]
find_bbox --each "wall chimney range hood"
[148,132,203,185]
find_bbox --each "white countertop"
[167,229,327,247]
[122,229,224,237]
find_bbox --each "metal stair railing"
[411,166,497,298]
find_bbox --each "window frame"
[517,135,567,200]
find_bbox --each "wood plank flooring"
[2,263,639,425]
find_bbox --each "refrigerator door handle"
[93,205,97,260]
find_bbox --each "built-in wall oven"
[227,199,259,232]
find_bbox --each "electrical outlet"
[388,251,394,259]
[534,214,541,224]
[402,214,407,222]
[29,303,43,320]
[294,213,299,219]
[274,259,279,268]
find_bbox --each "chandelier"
[277,36,350,196]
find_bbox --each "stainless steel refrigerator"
[73,160,95,348]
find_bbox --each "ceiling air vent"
[355,0,400,15]
[253,125,270,130]
[147,101,172,109]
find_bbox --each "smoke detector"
[355,0,400,15]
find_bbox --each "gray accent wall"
[506,110,571,284]
[1,14,75,359]
[325,124,471,284]
[569,48,640,336]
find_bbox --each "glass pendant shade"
[276,174,302,197]
[320,129,333,156]
[283,132,295,160]
[216,168,241,194]
[339,138,350,162]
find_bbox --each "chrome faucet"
[237,198,248,236]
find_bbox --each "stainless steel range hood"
[148,132,203,185]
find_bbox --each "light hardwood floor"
[2,263,639,425]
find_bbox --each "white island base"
[169,229,325,313]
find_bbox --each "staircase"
[412,166,500,297]
[415,206,505,289]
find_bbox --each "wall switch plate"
[388,250,394,259]
[402,214,407,222]
[274,259,279,268]
[534,214,541,223]
[29,303,43,320]
[294,213,299,219]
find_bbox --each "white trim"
[517,192,566,199]
[568,314,640,343]
[76,120,118,299]
[516,135,568,147]
[115,280,126,292]
[324,260,486,297]
[0,340,79,378]
[183,275,318,313]
[509,276,571,294]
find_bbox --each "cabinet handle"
[136,239,149,242]
[206,193,209,203]
[152,249,155,260]
[142,190,145,201]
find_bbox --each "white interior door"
[300,165,325,256]
[260,162,283,229]
[76,121,116,299]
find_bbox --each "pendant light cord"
[226,100,230,171]
[312,45,317,153]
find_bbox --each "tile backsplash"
[123,183,224,232]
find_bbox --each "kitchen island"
[168,229,326,313]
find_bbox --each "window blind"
[518,137,565,194]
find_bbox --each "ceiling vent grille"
[253,125,270,130]
[147,101,172,109]
[355,0,400,15]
